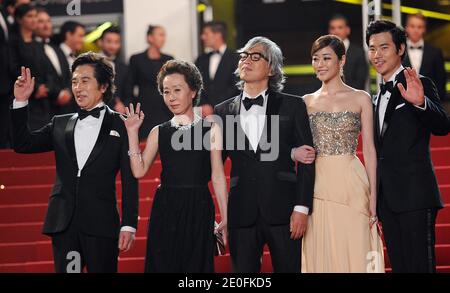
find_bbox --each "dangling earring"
[339,66,344,77]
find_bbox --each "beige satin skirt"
[302,155,385,273]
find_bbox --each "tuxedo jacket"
[403,44,447,100]
[344,43,369,90]
[196,48,240,107]
[40,42,72,102]
[11,106,139,238]
[374,70,450,213]
[214,91,315,229]
[0,8,14,98]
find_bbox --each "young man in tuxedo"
[214,37,315,273]
[34,8,73,116]
[367,20,450,273]
[11,52,139,273]
[97,26,129,114]
[403,13,447,101]
[328,14,369,90]
[196,21,239,117]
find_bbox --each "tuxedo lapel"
[83,106,114,169]
[256,91,281,157]
[419,45,429,74]
[65,114,78,168]
[380,70,404,139]
[213,50,228,82]
[229,94,257,159]
[374,92,382,144]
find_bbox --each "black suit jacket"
[344,43,369,90]
[11,106,139,238]
[196,48,240,107]
[214,91,315,228]
[0,8,14,98]
[112,58,129,104]
[374,70,450,214]
[40,42,72,101]
[403,43,447,100]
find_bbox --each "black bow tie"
[78,106,105,120]
[243,95,264,111]
[380,81,394,95]
[211,50,221,55]
[409,45,423,50]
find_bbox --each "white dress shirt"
[406,39,424,73]
[60,43,76,68]
[36,38,63,76]
[13,100,136,233]
[0,12,8,41]
[343,38,350,52]
[378,65,427,134]
[209,44,227,80]
[239,90,309,215]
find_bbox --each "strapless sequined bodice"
[309,111,361,157]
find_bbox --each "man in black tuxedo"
[11,52,139,273]
[196,21,239,117]
[367,20,450,273]
[214,37,315,273]
[0,3,14,148]
[329,14,369,90]
[34,8,72,117]
[98,26,129,114]
[403,13,447,101]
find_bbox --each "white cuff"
[291,148,296,162]
[13,99,28,109]
[294,205,309,215]
[414,98,427,111]
[120,226,136,233]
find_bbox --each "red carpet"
[0,135,449,273]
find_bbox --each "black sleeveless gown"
[144,119,215,273]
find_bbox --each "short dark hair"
[60,21,85,42]
[4,0,17,8]
[71,52,116,103]
[14,3,36,20]
[329,14,349,27]
[203,21,227,41]
[35,7,49,15]
[101,26,121,40]
[147,24,162,36]
[157,60,203,106]
[311,34,346,60]
[366,20,407,60]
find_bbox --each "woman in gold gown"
[293,35,384,273]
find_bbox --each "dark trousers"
[51,214,119,273]
[0,96,11,149]
[228,216,301,273]
[379,195,438,273]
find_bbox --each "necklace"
[170,114,202,130]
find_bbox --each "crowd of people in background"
[1,0,447,149]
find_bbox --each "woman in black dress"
[125,25,174,140]
[121,60,228,273]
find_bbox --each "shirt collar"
[384,65,405,84]
[60,43,74,57]
[343,38,350,51]
[243,89,268,100]
[85,102,106,112]
[407,38,424,49]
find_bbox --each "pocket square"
[395,103,406,110]
[109,130,120,137]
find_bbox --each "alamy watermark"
[170,114,280,162]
